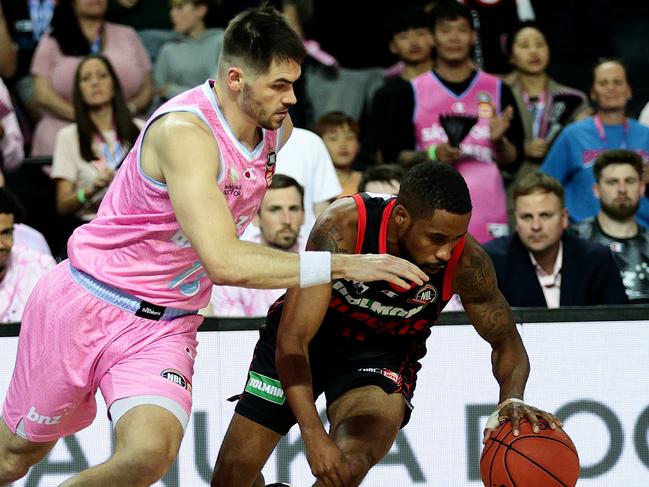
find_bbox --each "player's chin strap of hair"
[485,397,526,430]
[299,251,332,288]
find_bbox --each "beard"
[241,83,281,130]
[600,198,640,221]
[397,225,446,276]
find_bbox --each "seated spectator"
[0,187,55,323]
[51,55,143,224]
[366,6,433,164]
[315,111,363,197]
[0,77,24,182]
[541,58,649,228]
[154,0,224,106]
[503,21,590,223]
[358,164,404,195]
[570,150,649,303]
[209,175,306,317]
[30,0,153,156]
[483,171,627,308]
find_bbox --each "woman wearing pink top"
[30,0,153,156]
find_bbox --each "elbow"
[207,262,248,287]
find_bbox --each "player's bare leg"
[0,418,56,485]
[313,385,406,487]
[211,413,282,487]
[58,405,183,487]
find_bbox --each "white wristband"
[485,398,526,431]
[299,251,331,288]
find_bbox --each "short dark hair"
[430,2,473,31]
[385,6,431,38]
[0,188,26,222]
[397,161,472,219]
[513,171,565,207]
[593,149,644,181]
[219,4,306,76]
[267,173,305,208]
[359,164,405,192]
[314,111,360,138]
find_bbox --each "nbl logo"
[265,149,276,188]
[408,284,438,305]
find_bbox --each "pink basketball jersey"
[68,80,279,309]
[411,71,507,243]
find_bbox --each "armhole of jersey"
[379,199,397,254]
[443,235,467,301]
[352,193,367,254]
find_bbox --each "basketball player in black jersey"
[211,162,561,487]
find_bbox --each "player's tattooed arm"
[454,239,529,402]
[307,198,358,254]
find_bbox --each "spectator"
[358,164,405,194]
[0,77,24,180]
[315,111,363,197]
[379,3,524,243]
[570,150,649,302]
[541,58,649,227]
[30,0,153,156]
[51,54,143,224]
[0,187,55,323]
[0,1,19,80]
[503,21,590,222]
[483,171,627,307]
[209,175,306,317]
[154,0,224,106]
[367,6,433,164]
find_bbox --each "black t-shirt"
[366,70,524,168]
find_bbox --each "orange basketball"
[480,418,580,487]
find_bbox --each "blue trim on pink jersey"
[201,81,266,161]
[431,70,482,100]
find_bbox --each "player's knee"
[0,450,32,482]
[120,444,178,484]
[346,449,376,481]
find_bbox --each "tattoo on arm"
[309,217,352,254]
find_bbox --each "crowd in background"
[0,0,648,323]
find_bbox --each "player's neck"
[89,105,114,132]
[213,83,261,150]
[401,58,434,81]
[597,212,638,239]
[435,59,473,83]
[188,23,206,39]
[519,72,548,98]
[596,109,626,125]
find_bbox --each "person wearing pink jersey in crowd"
[0,6,427,487]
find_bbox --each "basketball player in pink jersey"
[0,7,427,487]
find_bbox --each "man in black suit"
[483,171,627,307]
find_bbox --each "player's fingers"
[524,408,541,433]
[510,411,521,436]
[482,427,493,444]
[540,411,563,430]
[384,256,428,284]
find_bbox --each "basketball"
[480,418,580,487]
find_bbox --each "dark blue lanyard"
[28,0,55,41]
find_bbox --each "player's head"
[315,112,360,170]
[507,21,549,76]
[513,172,568,256]
[591,58,631,114]
[255,174,305,250]
[385,6,433,65]
[358,164,405,194]
[0,188,25,279]
[593,149,646,221]
[430,2,475,65]
[217,5,306,129]
[394,162,471,275]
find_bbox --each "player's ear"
[394,204,411,229]
[226,67,244,92]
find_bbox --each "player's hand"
[435,143,462,164]
[490,105,514,143]
[333,253,428,289]
[524,138,549,159]
[305,435,352,486]
[482,399,563,444]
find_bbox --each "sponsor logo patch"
[245,371,285,405]
[358,368,403,386]
[407,284,438,305]
[161,368,192,392]
[265,149,277,188]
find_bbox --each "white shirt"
[529,243,563,309]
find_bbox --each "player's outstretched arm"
[149,114,427,290]
[276,203,359,485]
[453,238,562,440]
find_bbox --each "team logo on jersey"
[452,101,466,113]
[265,149,277,188]
[161,369,192,392]
[610,242,624,253]
[477,92,494,119]
[351,281,370,295]
[358,368,403,386]
[243,169,256,181]
[408,284,438,305]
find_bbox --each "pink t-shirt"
[411,71,508,243]
[30,23,152,156]
[0,245,56,323]
[0,78,24,171]
[68,81,279,310]
[210,234,305,317]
